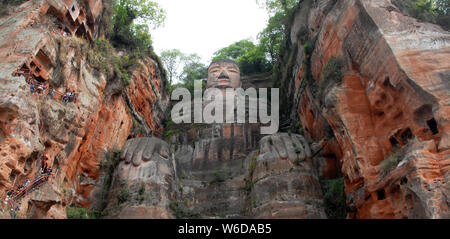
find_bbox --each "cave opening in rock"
[64,27,71,35]
[400,177,408,185]
[389,137,399,148]
[25,157,33,169]
[65,11,75,25]
[383,77,394,88]
[35,76,46,83]
[427,118,439,135]
[400,128,414,144]
[377,189,386,200]
[374,110,384,117]
[75,24,86,38]
[9,171,18,183]
[46,6,62,20]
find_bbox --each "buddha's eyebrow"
[209,66,220,71]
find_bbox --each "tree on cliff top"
[160,49,184,85]
[212,39,271,76]
[111,0,166,52]
[392,0,449,30]
[212,39,256,62]
[256,0,301,67]
[160,51,207,93]
[258,11,286,65]
[179,54,208,94]
[113,0,165,28]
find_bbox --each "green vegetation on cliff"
[257,0,301,65]
[89,0,169,91]
[209,0,302,77]
[212,39,271,76]
[320,177,347,219]
[393,0,449,30]
[87,39,134,88]
[318,57,344,106]
[108,0,165,51]
[66,206,103,219]
[160,50,208,93]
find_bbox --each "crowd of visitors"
[0,158,55,218]
[16,69,76,104]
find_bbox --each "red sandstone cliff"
[0,0,168,218]
[280,0,450,218]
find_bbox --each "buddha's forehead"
[208,61,239,71]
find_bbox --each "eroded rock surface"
[0,0,168,218]
[280,0,450,218]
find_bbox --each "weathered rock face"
[281,0,450,218]
[0,0,168,218]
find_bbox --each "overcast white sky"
[150,0,269,65]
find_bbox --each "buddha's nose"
[218,70,230,79]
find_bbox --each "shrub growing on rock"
[320,177,346,219]
[380,151,402,177]
[318,57,344,106]
[66,206,101,219]
[392,0,450,30]
[117,187,130,204]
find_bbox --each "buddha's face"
[207,61,241,89]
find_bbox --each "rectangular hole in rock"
[377,189,386,200]
[35,76,46,83]
[427,118,439,135]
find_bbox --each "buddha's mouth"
[218,77,230,82]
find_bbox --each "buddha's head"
[206,60,241,89]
